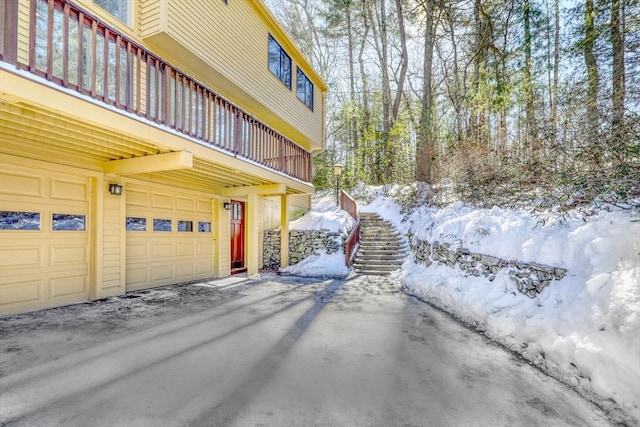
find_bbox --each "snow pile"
[280,250,349,277]
[366,195,640,422]
[289,193,355,235]
[282,185,639,421]
[279,191,353,277]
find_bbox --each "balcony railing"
[1,0,312,183]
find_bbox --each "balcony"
[0,0,312,183]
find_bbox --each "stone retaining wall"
[263,229,342,269]
[411,238,568,298]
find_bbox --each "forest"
[266,0,639,209]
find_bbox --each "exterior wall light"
[223,202,232,210]
[109,183,123,195]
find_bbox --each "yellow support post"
[280,194,289,268]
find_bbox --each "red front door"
[230,200,245,272]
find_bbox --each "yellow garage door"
[0,163,91,316]
[125,184,214,292]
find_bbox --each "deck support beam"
[105,151,193,175]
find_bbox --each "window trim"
[268,34,292,89]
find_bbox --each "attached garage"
[125,182,216,292]
[0,162,92,316]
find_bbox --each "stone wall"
[263,229,343,269]
[411,238,568,298]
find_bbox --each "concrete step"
[352,212,408,277]
[356,253,407,260]
[354,259,403,267]
[360,238,403,244]
[354,262,401,270]
[359,244,408,251]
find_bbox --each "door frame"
[229,200,246,273]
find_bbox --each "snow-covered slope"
[292,186,639,423]
[365,188,640,424]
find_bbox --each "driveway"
[0,274,614,426]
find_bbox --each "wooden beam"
[222,183,286,197]
[105,151,193,175]
[246,193,260,278]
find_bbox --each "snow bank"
[289,193,355,236]
[386,200,640,422]
[280,250,349,277]
[279,191,353,278]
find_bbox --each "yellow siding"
[263,194,311,228]
[143,0,324,150]
[100,178,125,295]
[138,0,163,39]
[17,0,29,64]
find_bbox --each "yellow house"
[0,0,327,316]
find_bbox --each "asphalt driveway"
[0,274,615,426]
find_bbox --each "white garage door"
[0,163,91,315]
[125,183,214,292]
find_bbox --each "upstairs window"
[268,35,291,89]
[296,68,314,110]
[94,0,131,25]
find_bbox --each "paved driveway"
[0,274,613,426]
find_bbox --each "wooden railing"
[1,0,311,183]
[340,190,360,266]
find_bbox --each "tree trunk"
[584,0,599,161]
[523,0,539,159]
[611,0,625,144]
[346,2,359,155]
[552,0,560,135]
[416,0,436,183]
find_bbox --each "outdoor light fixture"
[223,202,232,210]
[108,183,123,196]
[333,164,343,206]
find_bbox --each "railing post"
[0,0,19,65]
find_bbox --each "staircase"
[353,212,409,276]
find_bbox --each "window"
[52,214,86,231]
[126,217,146,231]
[178,220,193,232]
[153,218,172,232]
[198,222,212,232]
[0,211,40,230]
[94,0,131,25]
[268,35,291,89]
[296,68,314,110]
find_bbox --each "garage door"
[125,184,214,292]
[0,163,91,315]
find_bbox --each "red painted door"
[230,200,245,271]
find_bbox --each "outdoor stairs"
[353,212,409,276]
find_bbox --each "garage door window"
[198,222,211,232]
[52,214,86,231]
[0,211,41,230]
[178,220,193,232]
[127,217,147,231]
[153,218,172,232]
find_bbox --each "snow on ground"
[289,191,355,235]
[364,186,640,423]
[294,185,640,423]
[280,250,349,277]
[279,191,353,277]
